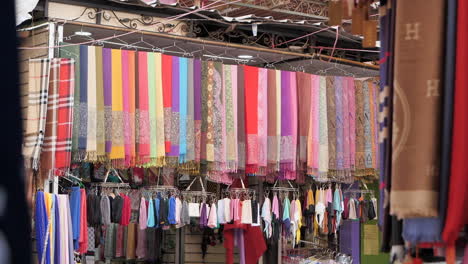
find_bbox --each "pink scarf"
[307,75,320,175]
[258,68,268,175]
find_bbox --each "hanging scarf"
[95,47,105,161]
[135,52,150,165]
[122,50,137,167]
[354,80,366,177]
[40,59,61,175]
[325,76,337,180]
[317,76,329,181]
[179,57,188,163]
[86,46,98,162]
[335,77,345,180]
[368,80,379,177]
[267,69,280,176]
[224,64,238,172]
[59,46,81,162]
[201,61,213,163]
[280,71,298,180]
[346,78,356,173]
[167,56,180,166]
[237,66,246,172]
[390,0,444,219]
[24,59,50,170]
[258,68,268,175]
[162,54,172,154]
[244,66,259,174]
[78,46,88,161]
[363,81,374,177]
[193,59,202,167]
[297,72,312,172]
[110,49,125,166]
[102,48,113,158]
[54,58,75,172]
[146,52,165,167]
[307,75,320,176]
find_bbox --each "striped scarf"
[24,59,51,170]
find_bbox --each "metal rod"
[62,20,379,70]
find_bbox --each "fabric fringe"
[111,158,126,169]
[85,151,98,162]
[72,150,87,162]
[178,161,200,175]
[390,208,438,219]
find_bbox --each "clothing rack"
[90,182,131,189]
[181,176,216,201]
[266,180,299,194]
[225,176,256,198]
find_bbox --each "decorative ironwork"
[70,7,99,21]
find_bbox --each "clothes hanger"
[161,41,190,57]
[128,34,155,51]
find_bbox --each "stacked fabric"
[25,46,380,183]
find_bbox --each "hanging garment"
[111,195,123,223]
[162,54,172,154]
[102,48,113,158]
[225,65,239,172]
[78,189,88,254]
[244,66,259,174]
[84,46,98,162]
[282,197,291,235]
[168,196,176,225]
[326,77,338,180]
[175,197,182,226]
[317,76,329,181]
[138,197,147,229]
[181,200,190,226]
[267,69,281,175]
[181,58,196,171]
[297,72,312,172]
[443,0,468,245]
[237,66,246,171]
[77,46,88,161]
[241,200,253,224]
[95,46,106,160]
[354,80,366,177]
[188,202,200,217]
[307,75,320,176]
[109,49,125,166]
[315,189,326,228]
[154,196,160,227]
[257,68,268,175]
[135,51,150,165]
[207,202,218,228]
[348,198,357,220]
[178,57,188,164]
[100,195,111,225]
[126,223,137,260]
[136,226,146,259]
[193,59,202,167]
[251,200,259,226]
[334,188,344,229]
[224,223,267,264]
[390,0,445,218]
[121,49,136,166]
[166,56,180,166]
[224,197,232,223]
[69,187,81,250]
[217,198,225,225]
[35,192,50,264]
[261,197,272,238]
[280,71,298,179]
[200,202,208,228]
[146,198,155,228]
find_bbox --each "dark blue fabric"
[168,197,176,225]
[154,196,160,228]
[78,45,88,150]
[69,187,81,250]
[35,191,50,264]
[53,195,60,263]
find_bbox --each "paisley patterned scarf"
[326,76,337,180]
[224,65,238,172]
[317,76,329,181]
[354,80,366,177]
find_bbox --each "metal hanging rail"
[59,20,379,70]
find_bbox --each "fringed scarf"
[41,59,60,175]
[24,59,51,170]
[258,68,268,175]
[59,46,81,162]
[95,47,105,161]
[121,50,136,167]
[224,64,238,172]
[369,80,379,177]
[103,48,113,158]
[78,45,88,161]
[317,76,329,181]
[201,61,213,163]
[346,78,356,173]
[341,78,350,180]
[326,77,337,180]
[267,69,280,177]
[179,57,188,164]
[136,52,150,165]
[86,46,98,162]
[334,77,344,180]
[162,54,172,154]
[280,71,298,180]
[193,59,202,168]
[297,72,312,172]
[147,53,165,167]
[307,75,319,176]
[354,80,366,177]
[362,81,373,177]
[110,49,125,166]
[54,58,75,172]
[167,56,180,166]
[237,66,246,172]
[244,66,259,175]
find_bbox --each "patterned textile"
[86,46,97,162]
[258,68,268,175]
[244,66,259,174]
[24,59,51,170]
[135,52,150,165]
[280,71,298,180]
[162,54,172,154]
[95,46,105,161]
[122,50,136,166]
[297,72,312,172]
[225,65,238,172]
[193,59,202,169]
[110,49,125,166]
[179,57,188,163]
[317,76,329,181]
[267,69,280,177]
[307,75,319,176]
[167,56,180,166]
[103,48,113,157]
[237,66,246,172]
[78,46,88,161]
[354,80,366,177]
[326,77,337,180]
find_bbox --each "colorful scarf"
[201,61,213,163]
[54,59,75,172]
[41,59,61,175]
[362,81,373,176]
[167,56,180,166]
[307,75,319,176]
[162,54,172,154]
[258,68,268,175]
[390,0,444,219]
[193,59,202,166]
[110,49,125,166]
[280,71,298,180]
[59,46,81,162]
[86,46,97,162]
[325,76,337,180]
[78,46,88,161]
[267,69,280,176]
[95,47,105,161]
[147,52,165,167]
[237,66,246,171]
[225,65,238,172]
[180,58,197,173]
[346,78,356,173]
[297,72,312,172]
[244,66,259,175]
[370,80,379,176]
[24,59,51,170]
[136,52,150,165]
[102,48,113,158]
[317,76,329,181]
[354,80,366,177]
[179,57,188,163]
[121,50,137,167]
[335,77,344,180]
